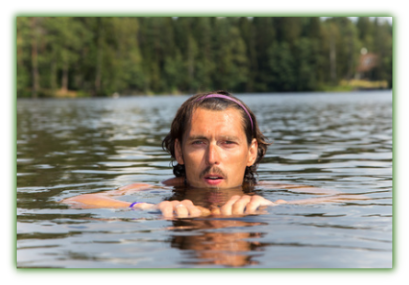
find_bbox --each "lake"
[16,91,393,268]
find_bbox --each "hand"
[156,199,211,218]
[216,195,281,216]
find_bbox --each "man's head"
[162,90,270,188]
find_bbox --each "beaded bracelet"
[129,202,143,208]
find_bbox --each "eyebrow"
[186,135,240,142]
[186,135,208,142]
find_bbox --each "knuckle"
[220,204,231,215]
[220,204,229,212]
[240,195,251,201]
[232,201,246,212]
[251,195,266,204]
[247,200,257,207]
[232,203,240,211]
[190,208,202,217]
[182,199,193,206]
[245,202,257,212]
[251,195,262,200]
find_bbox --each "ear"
[175,139,184,165]
[247,139,258,166]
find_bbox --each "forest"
[16,16,393,98]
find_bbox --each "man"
[62,90,365,217]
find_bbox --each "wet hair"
[162,90,271,184]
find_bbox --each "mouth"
[203,174,224,186]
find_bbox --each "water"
[16,91,393,268]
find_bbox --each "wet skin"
[61,107,369,217]
[175,107,258,189]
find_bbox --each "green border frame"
[7,0,402,284]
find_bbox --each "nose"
[206,143,220,166]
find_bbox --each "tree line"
[16,16,393,98]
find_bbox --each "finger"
[246,195,276,214]
[209,205,221,216]
[184,204,202,217]
[244,196,273,214]
[158,201,174,218]
[232,195,252,215]
[244,196,263,214]
[196,206,211,216]
[174,204,189,218]
[187,206,202,217]
[220,195,242,216]
[179,199,194,207]
[179,200,206,217]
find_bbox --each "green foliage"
[15,16,393,97]
[16,17,32,97]
[294,37,320,91]
[268,41,295,91]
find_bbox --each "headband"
[197,94,254,130]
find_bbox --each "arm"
[201,192,369,217]
[257,181,341,195]
[60,183,155,209]
[204,182,370,216]
[60,182,207,217]
[257,181,368,204]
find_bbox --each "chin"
[187,181,242,190]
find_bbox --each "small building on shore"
[355,48,378,80]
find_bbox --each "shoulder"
[162,176,185,187]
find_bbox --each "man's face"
[175,107,258,189]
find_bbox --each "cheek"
[184,150,204,167]
[232,149,250,162]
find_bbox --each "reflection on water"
[170,218,266,267]
[17,91,392,268]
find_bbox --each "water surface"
[16,91,393,268]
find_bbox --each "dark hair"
[162,90,271,184]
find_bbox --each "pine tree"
[238,17,257,92]
[252,17,276,91]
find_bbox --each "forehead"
[187,107,246,135]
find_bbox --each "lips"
[203,173,224,186]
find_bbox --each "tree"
[190,17,216,92]
[238,17,257,92]
[293,37,320,91]
[44,17,89,94]
[356,17,374,51]
[15,16,392,97]
[252,17,276,91]
[212,18,249,92]
[30,18,41,98]
[371,18,393,87]
[301,17,326,87]
[274,17,302,45]
[160,18,185,93]
[268,41,295,91]
[16,17,32,97]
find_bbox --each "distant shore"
[17,81,391,99]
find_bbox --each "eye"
[192,140,204,145]
[222,140,237,146]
